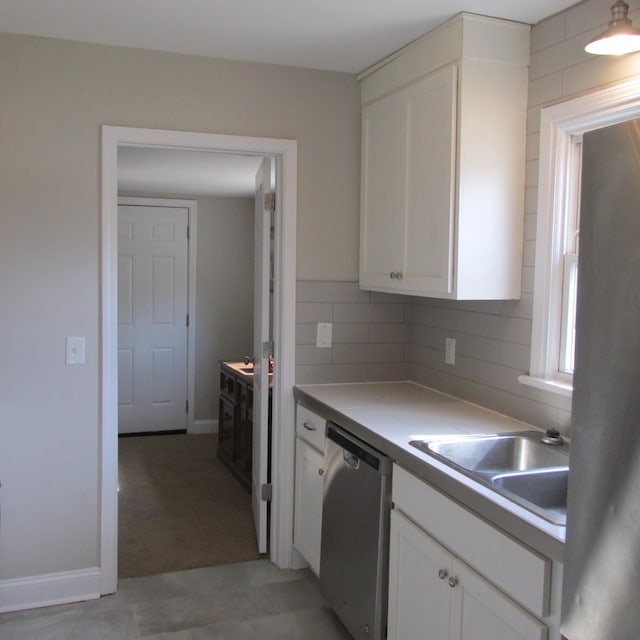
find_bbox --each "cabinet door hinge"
[264,192,276,212]
[185,400,189,414]
[186,314,190,327]
[187,225,190,239]
[261,483,273,502]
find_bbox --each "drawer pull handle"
[303,422,316,431]
[438,568,448,580]
[318,468,324,476]
[448,576,458,588]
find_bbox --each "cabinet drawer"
[392,464,551,618]
[295,404,326,452]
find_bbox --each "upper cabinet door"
[360,90,406,289]
[360,66,456,296]
[404,65,456,295]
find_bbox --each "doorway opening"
[101,126,298,594]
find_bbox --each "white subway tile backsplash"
[522,239,536,267]
[369,323,409,343]
[528,71,563,108]
[333,302,405,324]
[296,324,317,345]
[521,267,535,294]
[333,342,406,365]
[296,280,370,303]
[530,12,565,53]
[366,362,409,382]
[565,0,612,39]
[332,323,370,344]
[295,344,333,366]
[525,159,539,188]
[296,364,368,385]
[562,54,640,99]
[523,213,537,240]
[502,293,533,320]
[498,341,531,371]
[296,302,332,323]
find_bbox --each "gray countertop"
[293,381,566,562]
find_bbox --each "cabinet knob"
[438,568,448,580]
[318,468,324,476]
[448,576,458,588]
[389,271,403,280]
[303,422,316,431]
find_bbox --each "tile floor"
[0,560,352,639]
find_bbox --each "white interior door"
[118,204,189,434]
[252,158,272,553]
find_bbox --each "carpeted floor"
[118,433,261,579]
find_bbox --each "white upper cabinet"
[359,13,530,300]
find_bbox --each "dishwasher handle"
[326,422,388,473]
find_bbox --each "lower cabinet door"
[387,509,451,640]
[388,509,548,640]
[450,559,548,640]
[293,438,324,575]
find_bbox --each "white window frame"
[519,77,640,398]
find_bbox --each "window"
[519,79,640,398]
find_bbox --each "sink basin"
[410,432,568,475]
[491,468,568,526]
[409,432,569,525]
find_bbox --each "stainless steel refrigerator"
[562,119,640,639]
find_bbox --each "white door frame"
[101,126,298,594]
[118,196,198,434]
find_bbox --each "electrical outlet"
[66,336,86,364]
[445,337,456,365]
[316,322,333,348]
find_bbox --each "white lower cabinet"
[388,510,548,640]
[293,438,324,575]
[293,404,326,575]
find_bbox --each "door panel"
[117,204,189,434]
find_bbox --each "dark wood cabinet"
[217,362,264,492]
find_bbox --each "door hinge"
[187,225,190,239]
[261,483,273,502]
[186,314,189,327]
[262,340,274,358]
[185,400,189,414]
[264,192,276,212]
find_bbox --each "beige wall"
[0,33,359,582]
[407,0,640,433]
[194,196,255,421]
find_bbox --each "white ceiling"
[2,0,578,74]
[118,147,264,198]
[4,0,580,196]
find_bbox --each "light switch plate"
[316,322,333,348]
[445,337,456,365]
[66,336,86,364]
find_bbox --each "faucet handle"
[542,428,564,446]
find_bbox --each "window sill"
[518,375,573,399]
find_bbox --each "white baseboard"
[189,419,218,434]
[0,567,101,613]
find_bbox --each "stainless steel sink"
[411,432,568,475]
[491,468,568,526]
[409,432,569,525]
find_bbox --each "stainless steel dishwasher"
[320,422,392,640]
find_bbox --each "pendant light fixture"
[585,0,640,55]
